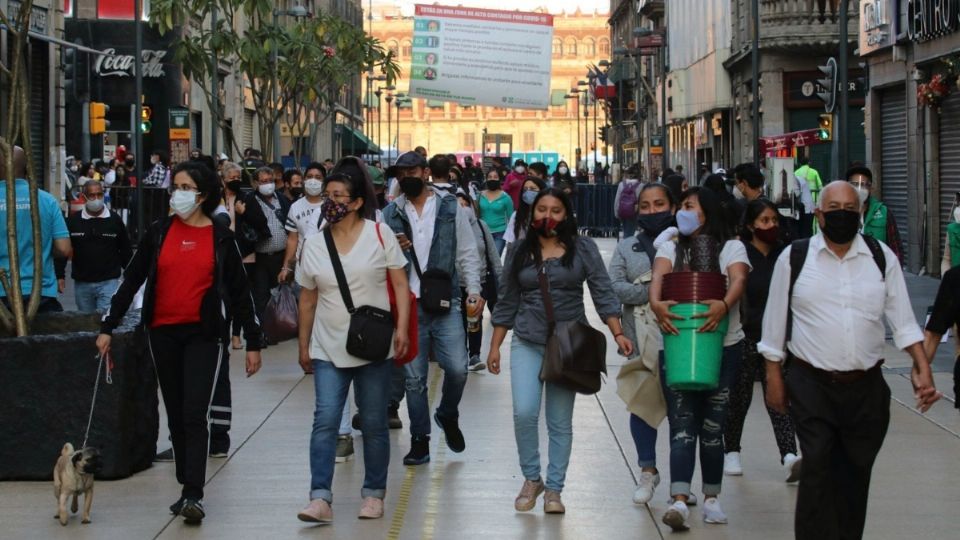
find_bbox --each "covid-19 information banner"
[408,4,554,110]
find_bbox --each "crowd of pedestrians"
[1,143,952,539]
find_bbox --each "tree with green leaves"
[150,0,398,162]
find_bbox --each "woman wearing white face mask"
[96,162,263,524]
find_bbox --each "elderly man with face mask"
[759,181,939,540]
[381,150,483,466]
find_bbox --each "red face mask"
[531,217,561,237]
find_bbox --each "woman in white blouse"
[295,168,411,523]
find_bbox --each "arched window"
[552,38,563,58]
[401,40,413,58]
[598,38,610,57]
[387,40,399,57]
[565,37,578,57]
[583,37,596,58]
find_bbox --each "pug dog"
[53,443,102,526]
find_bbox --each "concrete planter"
[0,311,158,480]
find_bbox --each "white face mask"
[85,198,105,214]
[304,178,323,197]
[732,184,745,200]
[515,166,525,174]
[258,182,276,197]
[558,166,568,175]
[853,186,870,205]
[954,206,960,224]
[170,190,200,220]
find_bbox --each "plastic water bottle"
[466,297,480,333]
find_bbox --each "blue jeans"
[74,279,118,313]
[491,231,506,255]
[510,337,576,492]
[659,341,743,497]
[309,359,392,502]
[404,302,468,437]
[630,414,658,469]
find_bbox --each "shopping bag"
[263,283,299,342]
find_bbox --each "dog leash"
[81,352,113,449]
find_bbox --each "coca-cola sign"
[93,49,167,78]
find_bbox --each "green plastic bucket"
[662,303,729,391]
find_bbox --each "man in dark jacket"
[66,180,132,313]
[235,166,291,338]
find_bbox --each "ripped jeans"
[659,341,743,498]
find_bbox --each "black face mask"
[820,209,860,244]
[399,176,425,198]
[226,180,242,193]
[485,180,501,191]
[290,187,304,199]
[637,211,674,237]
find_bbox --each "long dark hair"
[512,177,548,239]
[740,198,779,242]
[510,188,578,280]
[702,173,739,237]
[552,160,573,183]
[679,186,730,244]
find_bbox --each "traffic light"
[63,48,76,99]
[599,126,608,144]
[140,106,153,134]
[817,113,833,141]
[817,57,837,113]
[89,102,109,135]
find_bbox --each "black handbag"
[403,222,453,314]
[324,229,394,362]
[537,265,607,395]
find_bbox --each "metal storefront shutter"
[29,42,48,183]
[938,92,960,267]
[243,109,255,151]
[879,86,908,266]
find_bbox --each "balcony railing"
[758,0,859,52]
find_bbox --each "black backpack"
[785,234,886,340]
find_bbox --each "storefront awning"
[339,124,380,155]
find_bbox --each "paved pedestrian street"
[2,239,959,540]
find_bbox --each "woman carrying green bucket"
[649,186,749,531]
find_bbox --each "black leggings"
[148,323,222,500]
[723,338,798,460]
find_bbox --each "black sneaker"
[434,412,465,453]
[155,448,174,462]
[403,435,430,465]
[169,497,185,515]
[352,413,362,431]
[388,403,403,430]
[180,499,205,524]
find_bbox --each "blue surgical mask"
[522,190,538,206]
[676,209,702,236]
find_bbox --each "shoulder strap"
[401,219,425,280]
[323,228,356,314]
[786,238,810,343]
[375,222,384,248]
[860,233,886,281]
[537,264,556,328]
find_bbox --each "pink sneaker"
[297,499,333,523]
[358,497,384,519]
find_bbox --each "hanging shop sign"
[906,0,960,43]
[860,0,897,55]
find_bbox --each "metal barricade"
[574,183,620,237]
[105,186,170,241]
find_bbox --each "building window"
[522,132,535,150]
[565,37,577,57]
[552,38,563,58]
[387,40,399,57]
[598,38,610,57]
[401,40,412,58]
[583,38,596,58]
[463,132,476,151]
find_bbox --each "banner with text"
[409,4,553,110]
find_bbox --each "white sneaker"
[702,497,728,524]
[662,500,690,531]
[668,493,698,505]
[783,453,802,483]
[632,471,660,505]
[723,451,743,476]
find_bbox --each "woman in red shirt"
[97,162,263,525]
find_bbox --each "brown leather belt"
[789,355,884,384]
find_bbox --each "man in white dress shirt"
[758,181,940,540]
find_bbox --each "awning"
[339,124,380,156]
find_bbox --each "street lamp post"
[385,93,394,165]
[395,95,408,156]
[565,92,581,164]
[272,4,311,161]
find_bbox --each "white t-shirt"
[296,220,408,368]
[655,239,751,346]
[502,212,518,244]
[285,197,324,237]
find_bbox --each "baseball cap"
[368,164,385,186]
[387,151,428,178]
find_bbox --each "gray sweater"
[607,235,655,348]
[492,236,621,345]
